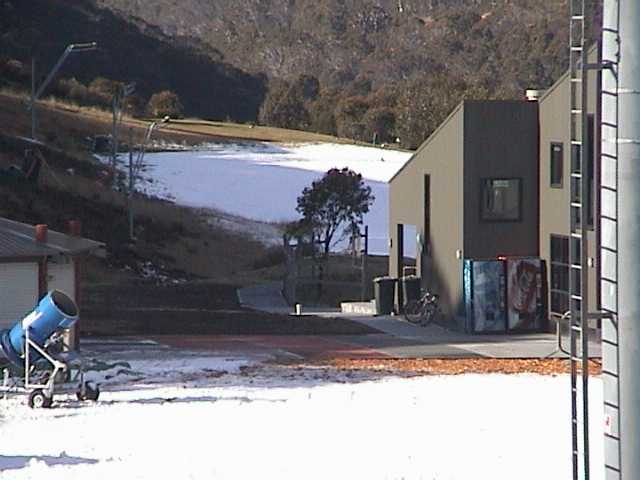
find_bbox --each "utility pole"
[127,116,169,240]
[27,42,97,141]
[112,93,119,181]
[111,82,135,187]
[30,57,36,140]
[128,127,135,240]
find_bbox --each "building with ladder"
[389,0,637,477]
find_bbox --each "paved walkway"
[237,283,601,359]
[237,282,290,314]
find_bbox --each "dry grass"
[0,94,280,285]
[161,118,353,144]
[0,89,374,145]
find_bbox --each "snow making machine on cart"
[0,290,99,408]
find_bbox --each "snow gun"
[0,290,99,408]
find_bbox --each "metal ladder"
[568,1,591,478]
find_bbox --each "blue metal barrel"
[7,290,78,356]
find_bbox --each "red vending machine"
[505,258,544,332]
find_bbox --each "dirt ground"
[321,358,602,376]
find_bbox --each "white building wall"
[48,258,75,300]
[0,262,39,330]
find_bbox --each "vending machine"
[463,260,506,333]
[464,258,545,333]
[505,258,544,332]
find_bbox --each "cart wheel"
[76,381,100,402]
[28,389,53,409]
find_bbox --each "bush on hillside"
[0,58,27,84]
[146,90,184,119]
[88,77,120,107]
[363,107,396,144]
[308,95,337,135]
[259,79,309,130]
[57,77,89,104]
[123,93,146,118]
[334,96,369,140]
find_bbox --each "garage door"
[0,262,39,330]
[48,260,75,300]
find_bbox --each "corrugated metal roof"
[0,217,104,260]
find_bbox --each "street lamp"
[29,42,98,140]
[127,116,170,240]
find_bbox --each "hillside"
[93,0,572,93]
[0,92,286,285]
[0,0,266,122]
[86,0,602,147]
[2,0,601,148]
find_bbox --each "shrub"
[363,107,396,144]
[88,77,119,108]
[146,90,184,119]
[259,79,309,130]
[334,96,369,140]
[57,77,89,104]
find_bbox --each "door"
[421,174,433,287]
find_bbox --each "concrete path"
[237,281,290,314]
[234,283,602,360]
[316,312,601,359]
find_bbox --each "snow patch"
[0,353,604,480]
[101,142,413,254]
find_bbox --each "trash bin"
[401,275,421,307]
[374,277,397,315]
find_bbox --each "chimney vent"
[525,89,545,102]
[68,220,82,237]
[35,224,48,243]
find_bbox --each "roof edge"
[538,42,599,103]
[390,100,465,183]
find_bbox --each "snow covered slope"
[134,143,413,254]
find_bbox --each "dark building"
[389,100,540,327]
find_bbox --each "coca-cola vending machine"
[506,258,544,332]
[464,258,545,333]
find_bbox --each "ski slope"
[133,143,413,254]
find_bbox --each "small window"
[550,143,563,187]
[481,178,521,221]
[550,235,570,316]
[550,235,569,264]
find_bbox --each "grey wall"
[463,101,540,259]
[389,103,464,319]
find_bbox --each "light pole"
[29,42,97,140]
[128,116,170,240]
[111,82,136,185]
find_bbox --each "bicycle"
[403,290,440,326]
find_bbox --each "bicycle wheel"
[420,304,438,326]
[404,300,423,324]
